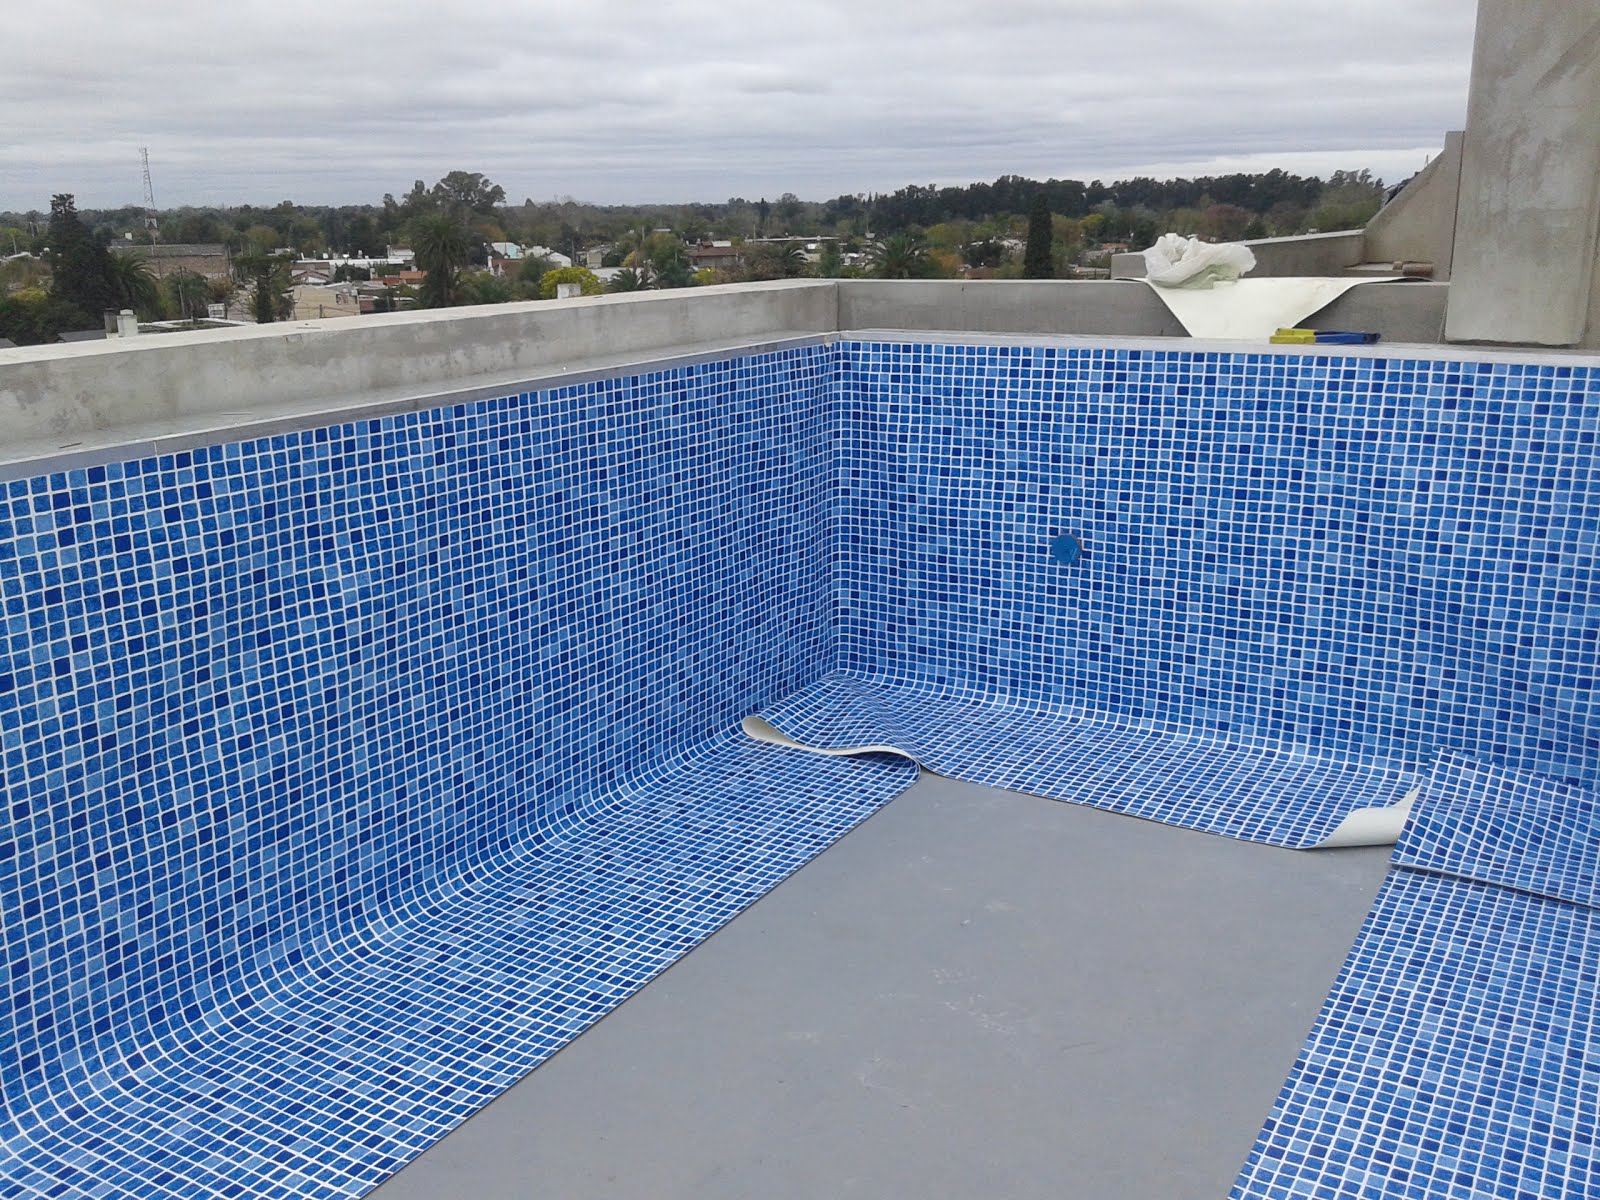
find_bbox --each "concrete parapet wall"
[1365,132,1463,278]
[1303,283,1450,343]
[1240,231,1367,277]
[835,279,1188,337]
[0,278,1540,471]
[0,280,837,463]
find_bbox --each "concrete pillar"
[1446,1,1600,347]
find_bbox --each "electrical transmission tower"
[140,147,159,242]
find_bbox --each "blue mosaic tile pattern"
[1395,752,1600,908]
[0,738,914,1199]
[834,340,1600,790]
[0,345,912,1197]
[754,672,1411,847]
[4,334,1600,1196]
[1233,753,1600,1199]
[1231,869,1600,1200]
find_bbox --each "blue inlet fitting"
[1050,534,1082,566]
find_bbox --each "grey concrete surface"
[0,281,838,458]
[368,772,1390,1200]
[1241,231,1366,277]
[835,279,1190,338]
[1447,0,1600,347]
[0,332,830,483]
[1365,132,1463,280]
[1303,282,1449,343]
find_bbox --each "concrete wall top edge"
[3,280,1596,483]
[840,326,1600,369]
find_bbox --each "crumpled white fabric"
[1142,233,1257,289]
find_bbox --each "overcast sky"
[3,0,1480,212]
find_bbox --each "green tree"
[234,249,292,324]
[457,270,513,305]
[538,266,604,299]
[0,289,81,345]
[167,270,210,321]
[252,276,276,323]
[517,255,554,290]
[344,214,383,256]
[46,194,115,324]
[868,231,930,279]
[205,276,238,318]
[816,241,842,278]
[105,250,162,318]
[770,243,806,277]
[1307,170,1385,232]
[409,213,472,307]
[1023,195,1053,279]
[607,266,652,292]
[430,171,506,223]
[653,254,694,289]
[241,224,281,256]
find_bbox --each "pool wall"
[2,324,1599,1195]
[1,345,839,1117]
[837,339,1600,783]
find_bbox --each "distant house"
[110,242,231,280]
[524,245,572,269]
[585,247,612,269]
[291,283,362,321]
[689,242,741,272]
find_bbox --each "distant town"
[0,167,1390,346]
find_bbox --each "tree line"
[1,166,1392,344]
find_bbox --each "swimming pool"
[2,329,1597,1196]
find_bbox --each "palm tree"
[410,213,471,308]
[651,247,694,290]
[166,270,210,321]
[773,243,806,277]
[607,265,653,292]
[104,251,161,318]
[869,232,930,280]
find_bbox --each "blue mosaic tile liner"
[1395,752,1600,909]
[1232,756,1600,1199]
[0,738,914,1199]
[754,672,1410,847]
[0,344,927,1198]
[834,340,1600,790]
[3,334,1600,1196]
[1232,870,1600,1200]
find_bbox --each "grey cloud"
[1,0,1477,210]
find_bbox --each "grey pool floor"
[368,771,1389,1200]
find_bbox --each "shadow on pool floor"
[369,772,1389,1200]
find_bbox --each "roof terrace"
[2,3,1599,1197]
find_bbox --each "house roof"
[110,243,229,259]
